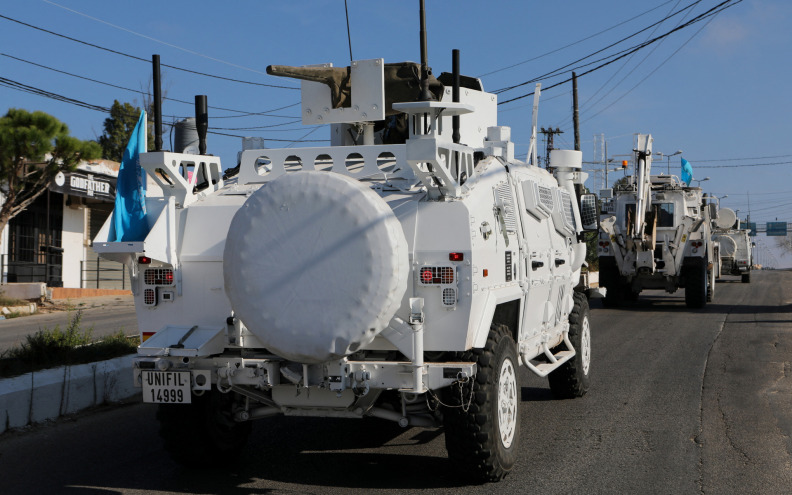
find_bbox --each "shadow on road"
[158,416,475,492]
[591,297,792,316]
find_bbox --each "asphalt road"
[1,270,790,494]
[0,296,138,352]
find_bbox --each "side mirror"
[579,193,600,232]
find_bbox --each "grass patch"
[0,295,29,307]
[0,311,138,379]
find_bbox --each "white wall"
[61,197,87,288]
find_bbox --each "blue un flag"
[680,157,693,186]
[110,111,149,241]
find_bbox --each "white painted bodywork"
[94,58,588,419]
[712,209,752,276]
[598,137,714,294]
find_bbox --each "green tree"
[98,100,153,161]
[0,108,101,234]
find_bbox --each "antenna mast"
[344,0,353,63]
[418,0,435,101]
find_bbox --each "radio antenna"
[418,0,435,101]
[344,0,354,63]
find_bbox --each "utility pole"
[539,127,563,169]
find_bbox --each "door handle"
[555,259,566,266]
[532,261,544,270]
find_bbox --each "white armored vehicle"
[712,208,753,283]
[597,134,716,308]
[95,27,598,481]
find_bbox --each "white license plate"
[142,371,191,404]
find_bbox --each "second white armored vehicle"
[712,208,753,283]
[598,135,716,308]
[95,41,599,481]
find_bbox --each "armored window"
[654,203,674,227]
[624,203,636,228]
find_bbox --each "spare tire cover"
[224,172,409,363]
[714,208,737,230]
[715,235,737,257]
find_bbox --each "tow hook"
[352,370,370,397]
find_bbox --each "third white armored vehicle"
[597,134,716,308]
[712,208,753,283]
[94,13,599,482]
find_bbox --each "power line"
[1,52,300,117]
[497,0,742,105]
[578,6,713,125]
[1,75,318,140]
[687,154,792,163]
[0,14,298,90]
[0,76,110,112]
[477,0,677,78]
[43,0,272,77]
[493,0,705,95]
[694,160,792,169]
[555,0,688,128]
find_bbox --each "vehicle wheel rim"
[581,316,591,375]
[498,357,517,449]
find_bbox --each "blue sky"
[2,0,791,266]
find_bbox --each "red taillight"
[165,271,174,283]
[142,331,155,343]
[598,241,610,247]
[419,266,454,284]
[449,252,464,262]
[138,256,152,264]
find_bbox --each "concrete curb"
[0,354,139,434]
[1,303,38,318]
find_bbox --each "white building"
[0,160,158,291]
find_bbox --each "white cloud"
[700,16,749,51]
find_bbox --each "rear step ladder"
[523,332,576,377]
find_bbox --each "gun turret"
[267,65,352,110]
[267,62,444,117]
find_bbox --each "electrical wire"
[43,0,273,77]
[493,0,705,94]
[0,75,318,141]
[579,8,714,125]
[0,76,110,112]
[694,160,792,169]
[477,0,676,78]
[554,0,687,128]
[498,0,743,105]
[1,52,300,117]
[0,14,298,90]
[686,154,792,163]
[496,0,742,105]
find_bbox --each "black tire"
[157,389,252,466]
[549,292,591,399]
[706,264,715,302]
[599,260,623,308]
[742,272,751,283]
[685,259,707,308]
[443,324,520,482]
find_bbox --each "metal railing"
[0,254,62,285]
[80,258,128,290]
